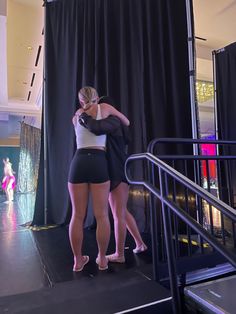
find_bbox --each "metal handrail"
[147,137,236,245]
[147,137,236,238]
[153,155,236,160]
[148,137,236,154]
[126,153,236,221]
[125,152,236,314]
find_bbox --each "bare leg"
[2,177,8,202]
[91,181,110,270]
[126,210,147,253]
[9,189,13,201]
[108,182,128,262]
[120,183,147,253]
[5,187,10,202]
[8,178,14,201]
[68,182,89,271]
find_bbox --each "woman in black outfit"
[78,97,147,262]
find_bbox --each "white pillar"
[0,0,8,107]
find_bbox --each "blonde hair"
[78,86,98,105]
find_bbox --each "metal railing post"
[43,1,48,225]
[159,168,182,314]
[148,161,160,281]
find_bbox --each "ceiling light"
[27,46,33,51]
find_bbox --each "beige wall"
[0,138,20,146]
[0,0,6,16]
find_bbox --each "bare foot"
[73,255,89,272]
[96,256,108,270]
[106,253,125,263]
[133,244,147,254]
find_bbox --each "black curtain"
[215,42,236,204]
[215,42,236,141]
[33,0,193,226]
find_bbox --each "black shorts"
[110,177,129,191]
[108,157,129,191]
[68,149,109,184]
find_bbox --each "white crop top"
[75,105,106,149]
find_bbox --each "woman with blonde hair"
[68,86,129,272]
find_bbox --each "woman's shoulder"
[99,103,119,116]
[99,102,112,110]
[99,103,113,118]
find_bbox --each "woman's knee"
[71,209,86,222]
[94,210,109,222]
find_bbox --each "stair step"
[0,277,172,314]
[184,274,236,313]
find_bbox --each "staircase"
[125,138,236,314]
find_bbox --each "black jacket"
[79,113,130,190]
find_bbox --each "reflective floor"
[0,192,35,232]
[0,192,49,297]
[0,193,153,306]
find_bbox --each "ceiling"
[193,0,236,136]
[0,0,236,142]
[0,0,43,144]
[7,0,43,110]
[194,0,236,50]
[194,0,236,81]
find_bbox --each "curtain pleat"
[33,0,193,227]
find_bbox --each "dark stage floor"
[0,193,172,313]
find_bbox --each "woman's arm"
[72,108,84,125]
[79,113,121,135]
[72,116,77,126]
[100,103,130,126]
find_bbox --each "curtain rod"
[213,48,225,55]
